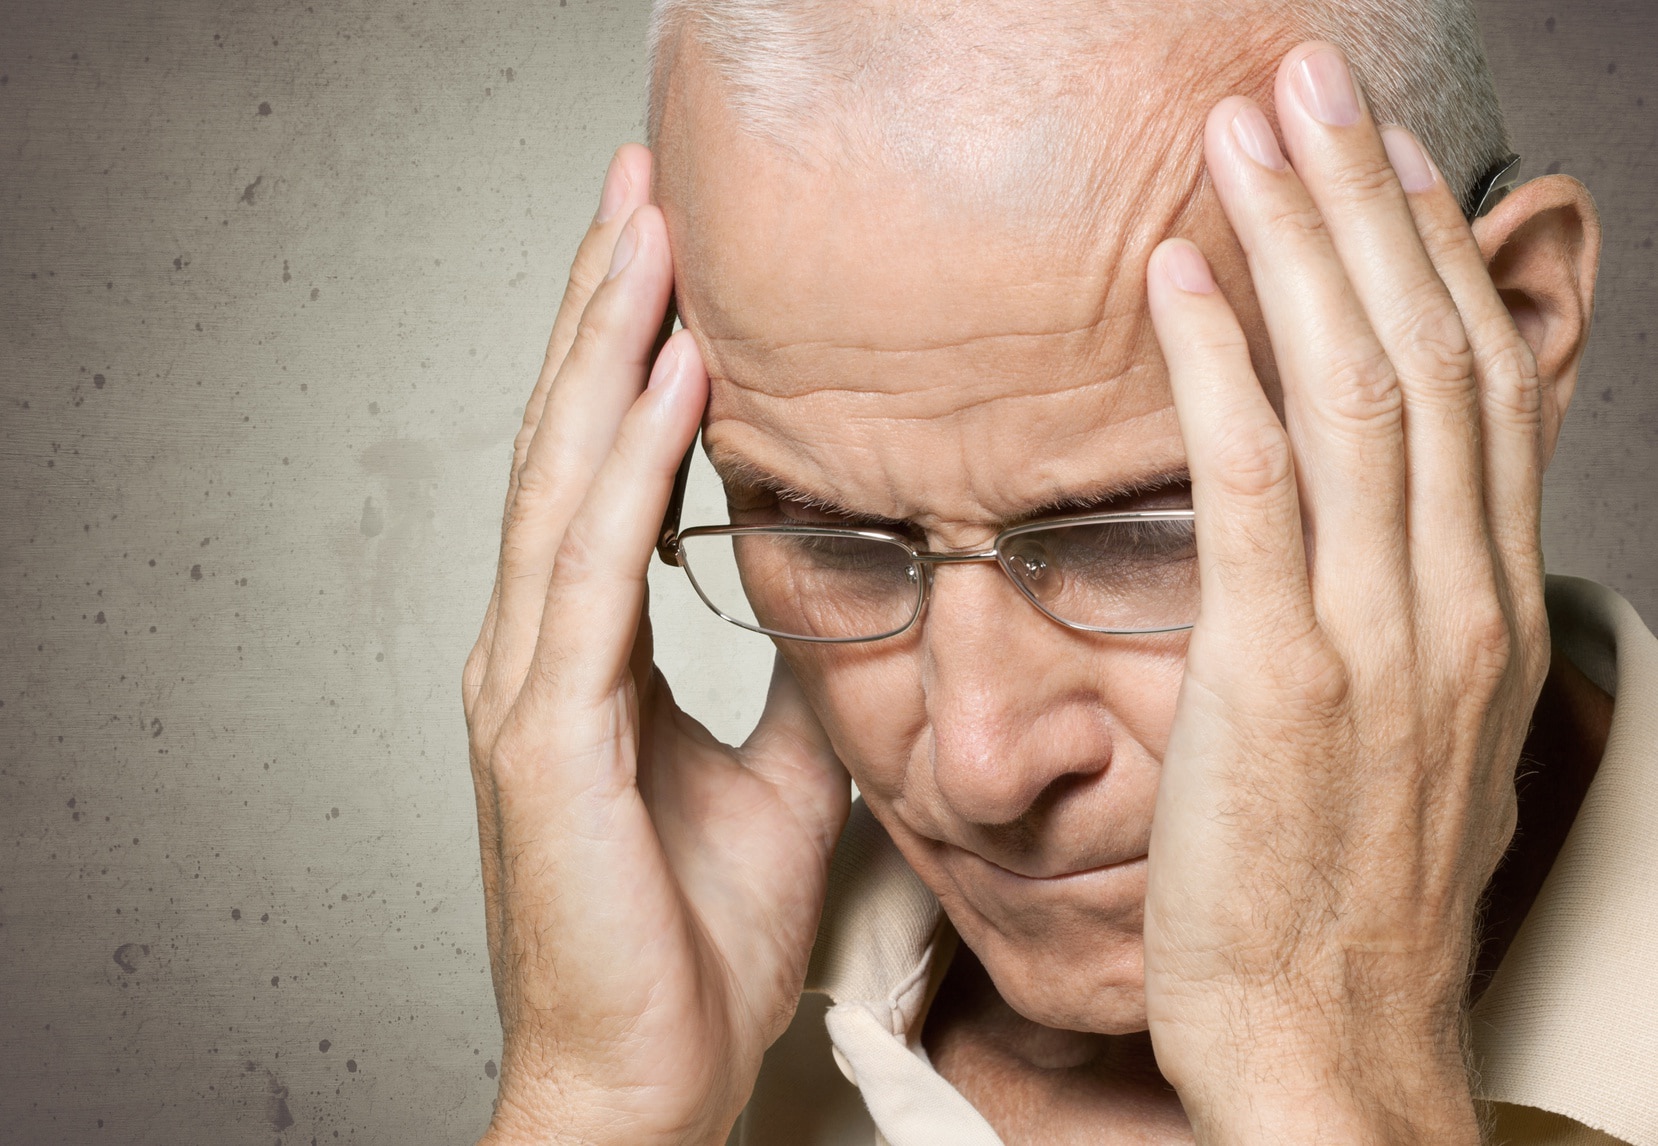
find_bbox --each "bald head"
[648,0,1510,221]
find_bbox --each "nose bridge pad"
[916,546,1054,634]
[999,536,1052,603]
[916,552,1038,641]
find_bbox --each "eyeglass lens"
[676,516,1198,641]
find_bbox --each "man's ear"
[1472,174,1602,466]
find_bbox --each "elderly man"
[461,0,1654,1142]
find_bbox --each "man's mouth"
[968,849,1149,883]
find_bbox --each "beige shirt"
[730,577,1658,1146]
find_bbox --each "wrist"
[1151,943,1483,1143]
[1168,1031,1480,1146]
[1183,1078,1481,1146]
[481,1079,738,1146]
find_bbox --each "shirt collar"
[1471,576,1658,1146]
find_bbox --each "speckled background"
[1,2,1652,1143]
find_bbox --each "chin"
[955,912,1151,1034]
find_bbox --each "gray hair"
[647,0,1511,219]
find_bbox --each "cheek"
[1101,636,1187,760]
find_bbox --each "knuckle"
[1321,348,1403,426]
[509,458,557,513]
[462,643,489,710]
[562,241,609,312]
[1297,651,1353,718]
[1479,338,1545,426]
[550,521,607,589]
[1328,152,1406,208]
[1453,595,1514,684]
[1396,300,1474,395]
[1208,416,1295,501]
[1259,199,1331,247]
[1415,205,1473,254]
[510,418,540,471]
[1189,323,1254,363]
[567,309,610,364]
[486,721,537,787]
[1249,630,1349,718]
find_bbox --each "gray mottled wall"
[0,2,1652,1143]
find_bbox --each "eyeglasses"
[1470,153,1522,220]
[656,451,1197,643]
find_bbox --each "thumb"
[744,654,849,835]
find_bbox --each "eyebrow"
[711,453,894,523]
[709,451,1190,527]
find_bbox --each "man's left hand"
[1142,42,1550,1144]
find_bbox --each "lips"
[961,845,1148,882]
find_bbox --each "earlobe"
[1473,175,1602,465]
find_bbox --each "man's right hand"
[462,144,852,1146]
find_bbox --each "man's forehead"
[652,10,1279,518]
[660,111,1204,398]
[654,12,1276,379]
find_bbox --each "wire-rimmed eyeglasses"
[656,451,1198,643]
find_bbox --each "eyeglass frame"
[655,447,1198,643]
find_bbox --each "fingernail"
[1230,103,1287,171]
[648,336,685,390]
[596,152,631,223]
[1293,47,1361,127]
[604,221,638,281]
[1161,241,1216,294]
[1382,127,1437,194]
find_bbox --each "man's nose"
[919,561,1112,826]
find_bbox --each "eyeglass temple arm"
[644,296,695,568]
[1469,153,1523,221]
[658,443,695,567]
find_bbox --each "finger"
[1146,239,1314,642]
[1272,45,1485,564]
[525,330,709,719]
[471,760,510,997]
[1393,141,1548,582]
[744,654,849,845]
[482,205,677,706]
[1204,94,1407,622]
[509,144,654,515]
[475,145,653,669]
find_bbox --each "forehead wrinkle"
[700,311,1115,358]
[689,257,1134,368]
[705,371,1182,525]
[710,362,1157,434]
[701,302,1160,409]
[687,173,1207,414]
